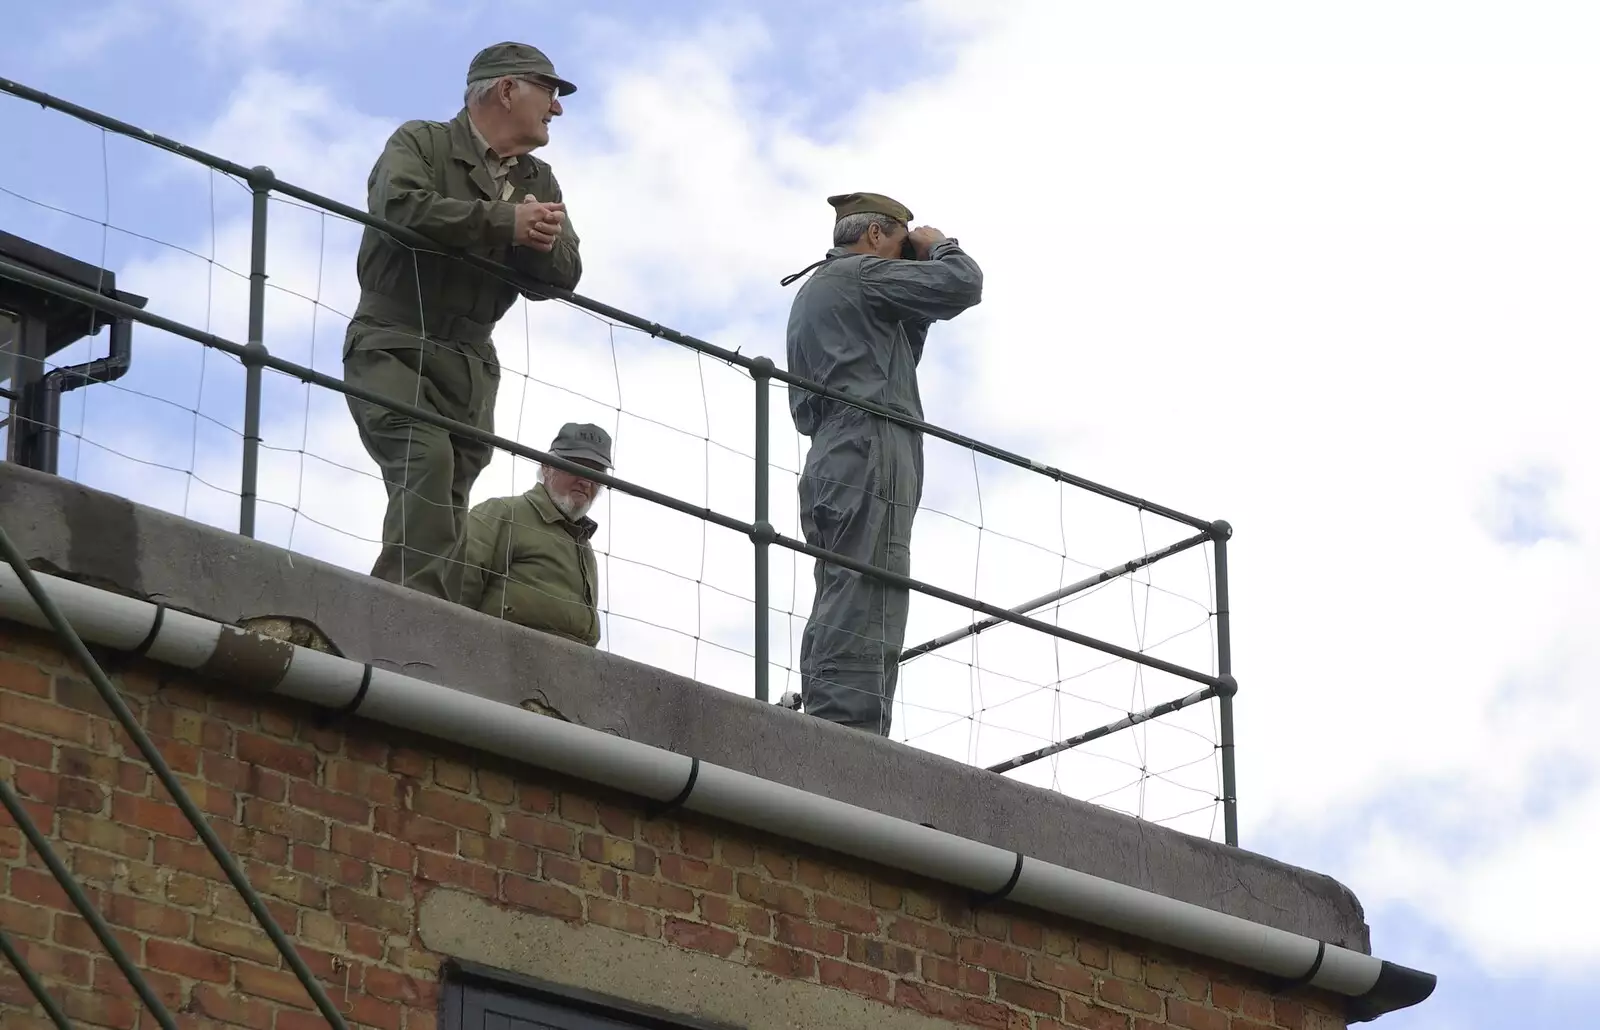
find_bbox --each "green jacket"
[460,483,601,646]
[348,107,582,349]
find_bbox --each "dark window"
[441,960,742,1030]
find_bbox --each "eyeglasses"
[519,78,560,104]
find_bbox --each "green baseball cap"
[468,42,577,96]
[549,422,612,471]
[827,192,913,224]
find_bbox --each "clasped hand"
[514,197,565,252]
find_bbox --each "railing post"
[1212,520,1239,846]
[750,357,774,703]
[240,165,274,538]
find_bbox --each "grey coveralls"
[785,238,984,734]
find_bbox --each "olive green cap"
[549,422,612,471]
[468,42,577,96]
[827,192,913,224]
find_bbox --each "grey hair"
[464,76,513,106]
[833,211,903,247]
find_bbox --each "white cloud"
[25,0,1600,980]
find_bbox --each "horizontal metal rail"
[0,76,1213,533]
[0,519,352,1029]
[0,257,1226,691]
[986,681,1229,775]
[901,529,1215,664]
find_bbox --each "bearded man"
[459,422,611,646]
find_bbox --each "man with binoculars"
[782,191,985,737]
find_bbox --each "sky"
[2,1,1598,1027]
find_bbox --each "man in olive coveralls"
[343,42,583,601]
[784,192,983,735]
[459,423,612,646]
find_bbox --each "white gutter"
[0,566,1434,1022]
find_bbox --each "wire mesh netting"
[0,86,1228,842]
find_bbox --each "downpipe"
[0,564,1435,1022]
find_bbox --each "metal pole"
[0,927,74,1030]
[901,529,1213,664]
[751,358,773,703]
[1212,520,1239,846]
[240,167,273,538]
[0,779,177,1030]
[0,520,352,1030]
[987,683,1220,775]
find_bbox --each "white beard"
[549,489,593,522]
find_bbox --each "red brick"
[580,833,656,874]
[597,803,636,838]
[745,939,816,979]
[503,812,576,854]
[896,980,967,1021]
[0,656,52,695]
[869,882,903,910]
[959,936,1030,978]
[329,886,412,935]
[53,914,140,958]
[589,898,662,938]
[388,746,431,777]
[819,958,892,1003]
[1032,954,1095,996]
[478,769,516,805]
[559,793,598,825]
[1241,990,1275,1021]
[816,895,879,934]
[888,916,957,957]
[1099,978,1162,1015]
[290,843,373,888]
[1273,999,1306,1030]
[0,725,54,769]
[240,798,327,845]
[237,731,317,778]
[502,875,582,920]
[347,924,388,960]
[345,992,404,1030]
[775,916,846,957]
[417,851,497,896]
[720,840,756,867]
[62,987,140,1030]
[433,758,473,792]
[1147,962,1210,1001]
[194,916,281,964]
[998,975,1063,1016]
[541,854,620,897]
[106,893,191,937]
[366,967,435,1006]
[1011,918,1044,950]
[289,779,371,824]
[846,935,918,974]
[0,896,53,940]
[666,918,739,958]
[1078,940,1111,969]
[190,983,274,1029]
[10,867,100,912]
[325,759,400,807]
[236,962,316,1008]
[736,873,808,917]
[518,783,556,813]
[331,823,416,871]
[660,853,733,893]
[975,909,1010,940]
[373,806,456,853]
[641,818,677,851]
[1170,998,1231,1030]
[56,810,151,860]
[460,832,539,875]
[622,875,695,913]
[146,938,231,983]
[923,955,991,996]
[4,940,92,984]
[56,776,109,813]
[679,826,715,858]
[757,849,795,880]
[408,787,491,834]
[701,894,772,937]
[202,752,285,800]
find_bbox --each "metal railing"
[0,520,352,1028]
[0,76,1238,839]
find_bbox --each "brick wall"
[0,620,1346,1030]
